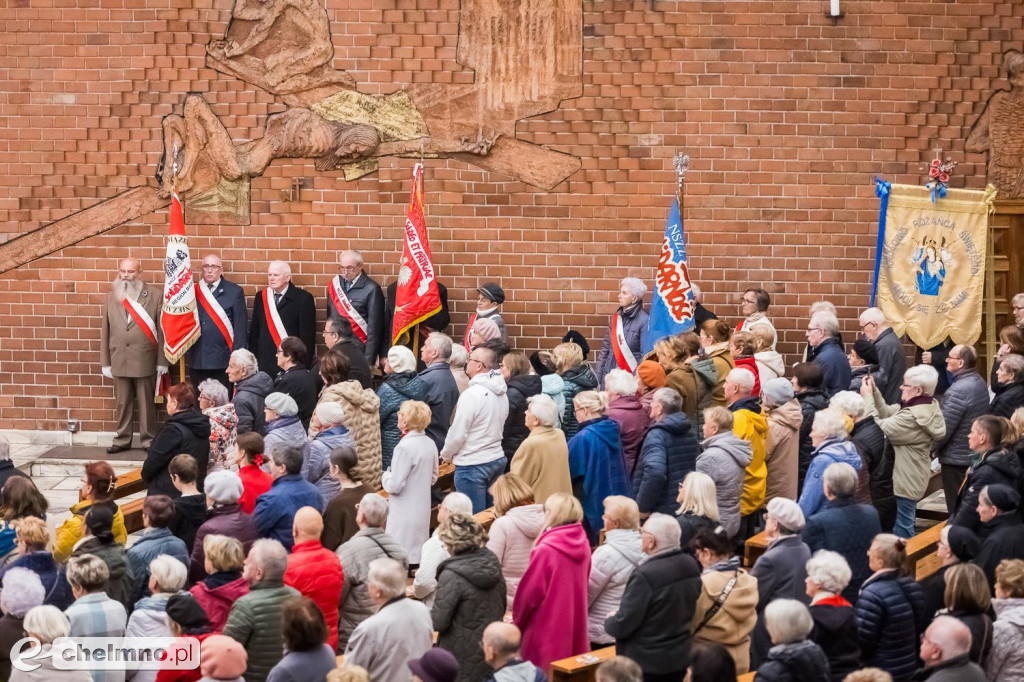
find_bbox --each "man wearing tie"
[188,254,248,390]
[100,258,168,454]
[326,250,385,367]
[249,260,316,378]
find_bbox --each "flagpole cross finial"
[673,153,690,186]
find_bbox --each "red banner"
[161,192,201,364]
[392,163,442,345]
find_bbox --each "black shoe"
[106,444,128,454]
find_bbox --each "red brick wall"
[1,0,1021,431]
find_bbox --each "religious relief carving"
[967,50,1024,198]
[162,0,583,222]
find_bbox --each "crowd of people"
[12,258,1023,682]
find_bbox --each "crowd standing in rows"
[11,260,1017,681]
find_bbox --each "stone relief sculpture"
[161,0,583,222]
[967,50,1024,199]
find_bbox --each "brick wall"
[1,0,1021,431]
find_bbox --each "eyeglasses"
[323,330,339,337]
[947,354,961,361]
[741,298,757,305]
[467,358,486,367]
[807,327,824,333]
[276,349,284,355]
[1013,306,1024,311]
[339,265,361,273]
[201,264,222,270]
[859,321,878,330]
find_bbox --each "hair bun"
[713,526,728,537]
[895,538,907,551]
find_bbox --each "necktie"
[209,283,216,292]
[274,292,282,306]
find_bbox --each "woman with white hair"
[861,366,947,538]
[595,277,650,387]
[832,390,896,532]
[411,492,473,608]
[603,369,650,473]
[10,606,92,682]
[0,567,45,680]
[754,599,830,681]
[305,401,356,506]
[376,346,428,471]
[198,378,238,473]
[797,408,864,518]
[125,556,188,681]
[568,391,628,544]
[805,550,860,682]
[509,394,573,505]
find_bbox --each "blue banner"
[643,197,696,354]
[870,177,891,307]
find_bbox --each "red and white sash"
[328,276,369,343]
[197,283,234,349]
[121,297,158,347]
[463,312,478,351]
[261,288,289,348]
[611,312,638,372]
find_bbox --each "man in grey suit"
[101,258,168,453]
[859,307,907,405]
[327,250,385,368]
[418,332,460,451]
[187,253,248,390]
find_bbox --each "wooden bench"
[122,497,146,534]
[474,507,496,531]
[551,646,616,681]
[744,529,771,568]
[906,519,945,580]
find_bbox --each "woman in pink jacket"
[512,492,592,672]
[486,474,545,606]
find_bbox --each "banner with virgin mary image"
[872,181,997,349]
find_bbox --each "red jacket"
[155,632,213,682]
[283,539,344,649]
[190,575,250,632]
[238,464,272,514]
[734,356,762,397]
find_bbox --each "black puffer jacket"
[991,381,1024,419]
[233,370,273,434]
[632,412,700,515]
[796,389,829,491]
[142,409,211,497]
[850,417,896,532]
[560,365,598,438]
[856,570,926,682]
[754,640,831,682]
[951,448,1022,533]
[503,374,543,461]
[809,599,860,682]
[935,371,990,467]
[432,547,507,682]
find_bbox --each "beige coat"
[692,568,759,674]
[765,398,802,502]
[317,380,383,489]
[510,425,572,506]
[100,284,166,377]
[864,388,946,500]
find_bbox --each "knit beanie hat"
[387,345,417,373]
[853,338,879,365]
[529,351,555,377]
[985,483,1021,513]
[314,401,346,427]
[946,525,981,562]
[762,377,795,408]
[204,470,243,505]
[166,593,210,630]
[200,635,247,679]
[264,392,298,417]
[766,497,805,533]
[636,361,667,389]
[472,318,501,342]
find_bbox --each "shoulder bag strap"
[693,569,740,635]
[365,533,394,560]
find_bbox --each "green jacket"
[222,578,300,682]
[864,388,946,500]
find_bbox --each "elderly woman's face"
[997,364,1013,385]
[226,356,246,382]
[978,495,999,523]
[900,381,923,403]
[809,423,827,448]
[617,286,636,308]
[264,407,278,423]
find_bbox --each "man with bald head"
[328,249,385,366]
[283,505,344,650]
[187,253,248,390]
[482,622,546,682]
[101,258,168,453]
[248,260,316,377]
[918,615,986,681]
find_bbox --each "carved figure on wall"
[967,50,1024,198]
[169,0,583,222]
[206,0,353,97]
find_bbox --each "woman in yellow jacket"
[53,461,126,562]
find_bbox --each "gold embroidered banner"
[875,184,996,349]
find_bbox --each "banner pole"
[985,218,997,375]
[412,324,420,360]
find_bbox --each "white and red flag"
[392,163,442,345]
[160,192,201,364]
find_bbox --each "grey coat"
[935,370,990,467]
[344,597,434,682]
[595,304,650,387]
[871,327,908,406]
[749,534,812,668]
[325,273,386,364]
[234,371,274,434]
[419,362,461,451]
[336,528,409,649]
[696,433,752,538]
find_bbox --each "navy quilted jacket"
[802,496,881,603]
[377,371,428,471]
[855,570,925,682]
[631,412,700,515]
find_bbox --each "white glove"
[156,366,168,376]
[101,366,113,379]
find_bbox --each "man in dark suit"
[187,253,248,390]
[249,260,316,378]
[311,317,372,392]
[327,250,385,367]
